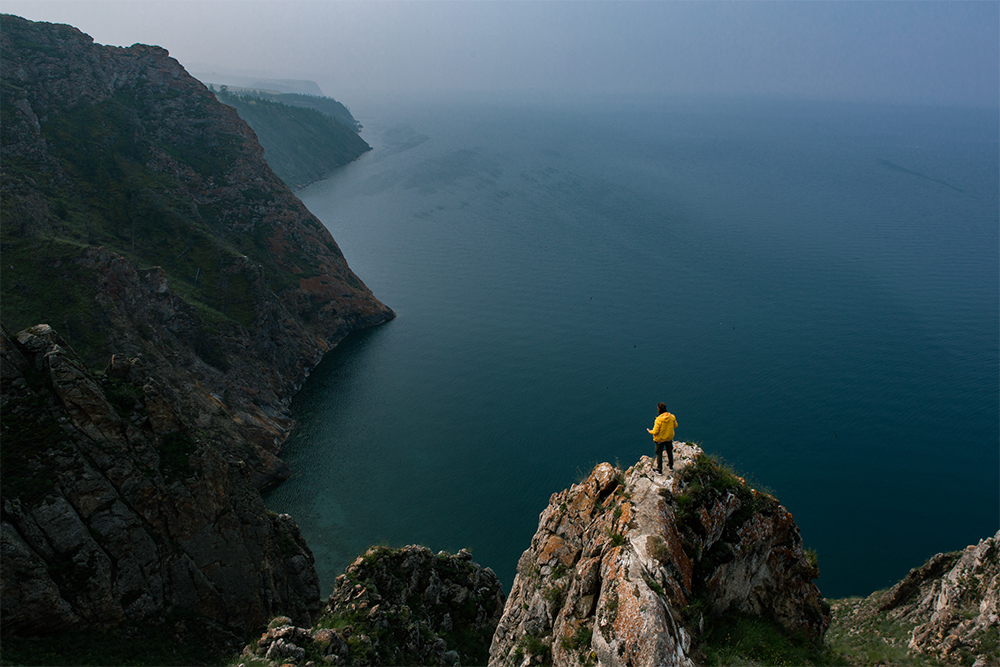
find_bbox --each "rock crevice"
[1,323,321,635]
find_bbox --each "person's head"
[657,402,667,414]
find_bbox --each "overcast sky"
[5,1,998,109]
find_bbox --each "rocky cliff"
[1,324,319,636]
[489,445,830,667]
[829,531,999,666]
[0,14,391,642]
[1,14,394,486]
[213,87,370,189]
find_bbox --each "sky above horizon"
[4,1,998,110]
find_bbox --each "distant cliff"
[213,87,371,189]
[0,12,391,644]
[212,85,364,132]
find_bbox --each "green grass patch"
[519,634,551,664]
[560,624,593,652]
[825,597,944,667]
[674,453,776,539]
[700,610,846,667]
[543,583,567,609]
[0,237,106,363]
[102,378,145,418]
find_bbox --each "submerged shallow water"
[265,97,999,600]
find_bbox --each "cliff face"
[0,14,392,640]
[1,14,393,485]
[829,531,999,666]
[489,445,829,667]
[213,87,371,189]
[1,324,320,635]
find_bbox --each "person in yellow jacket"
[647,402,678,474]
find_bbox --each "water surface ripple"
[265,99,999,599]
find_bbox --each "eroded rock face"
[877,531,999,665]
[241,546,506,666]
[489,445,829,667]
[1,324,321,636]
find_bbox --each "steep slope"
[0,14,393,485]
[489,445,830,667]
[213,87,371,189]
[0,13,391,645]
[1,325,319,635]
[828,531,999,666]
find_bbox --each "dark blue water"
[264,97,999,600]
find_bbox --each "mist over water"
[264,96,999,600]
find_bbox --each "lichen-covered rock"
[1,324,321,636]
[240,546,505,666]
[489,446,829,667]
[324,545,505,666]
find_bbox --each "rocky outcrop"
[1,324,321,636]
[489,445,829,667]
[831,531,999,666]
[240,545,506,666]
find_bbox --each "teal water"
[264,97,999,600]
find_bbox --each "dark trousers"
[655,440,674,472]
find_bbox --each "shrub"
[560,624,594,652]
[544,583,567,610]
[520,634,551,663]
[103,379,144,417]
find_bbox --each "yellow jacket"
[648,412,677,442]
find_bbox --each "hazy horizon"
[3,1,998,112]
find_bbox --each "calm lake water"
[264,96,999,600]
